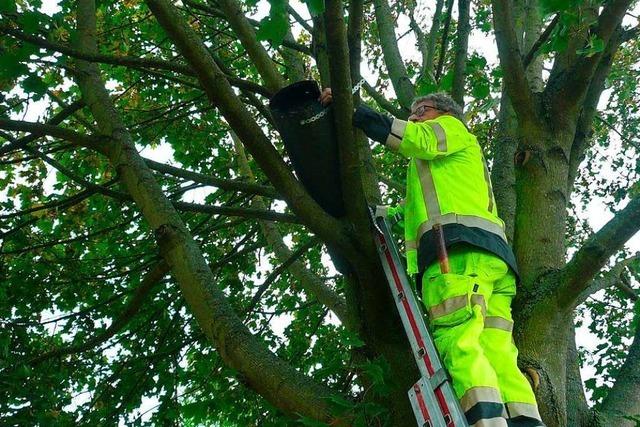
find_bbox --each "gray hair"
[412,93,465,123]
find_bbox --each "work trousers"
[421,246,544,427]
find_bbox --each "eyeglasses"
[411,104,440,117]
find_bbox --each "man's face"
[408,101,443,122]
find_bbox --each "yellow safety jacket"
[383,114,517,276]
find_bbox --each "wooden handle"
[433,223,450,274]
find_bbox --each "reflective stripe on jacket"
[385,115,514,275]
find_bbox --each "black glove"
[352,104,393,144]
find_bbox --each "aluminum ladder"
[371,210,468,427]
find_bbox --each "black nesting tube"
[269,80,351,273]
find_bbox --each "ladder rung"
[429,368,449,391]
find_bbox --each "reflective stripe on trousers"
[505,402,544,424]
[422,247,541,427]
[428,293,486,320]
[461,387,507,427]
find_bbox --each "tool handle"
[433,224,450,274]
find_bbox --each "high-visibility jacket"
[383,114,518,277]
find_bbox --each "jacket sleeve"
[352,104,393,143]
[375,204,405,229]
[385,117,472,160]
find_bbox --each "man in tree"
[321,89,544,427]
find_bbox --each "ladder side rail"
[376,216,443,375]
[374,215,469,427]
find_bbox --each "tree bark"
[215,0,285,92]
[371,0,415,108]
[143,0,358,261]
[74,0,341,421]
[451,0,470,106]
[599,318,640,426]
[231,133,351,327]
[566,321,592,427]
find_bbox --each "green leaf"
[303,0,324,14]
[327,394,355,414]
[416,75,437,96]
[0,52,29,80]
[467,55,487,72]
[539,0,580,14]
[256,15,288,46]
[298,416,328,427]
[0,335,9,358]
[18,11,41,34]
[472,80,490,99]
[439,71,454,92]
[591,37,605,54]
[22,75,48,100]
[550,32,569,54]
[256,0,289,47]
[342,330,365,348]
[0,0,17,14]
[181,399,216,420]
[361,361,385,385]
[577,36,606,58]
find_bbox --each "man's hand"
[319,88,393,145]
[319,88,333,106]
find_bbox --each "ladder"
[371,209,468,427]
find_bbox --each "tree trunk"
[515,298,573,427]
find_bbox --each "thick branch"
[233,135,350,327]
[288,5,313,33]
[0,119,104,152]
[556,196,640,308]
[0,187,98,220]
[599,315,640,424]
[407,0,428,76]
[362,82,408,119]
[281,27,306,82]
[568,29,623,190]
[371,0,415,109]
[621,25,639,42]
[347,0,364,83]
[575,254,640,306]
[2,214,132,255]
[215,0,285,92]
[173,201,300,224]
[1,26,272,97]
[523,14,559,68]
[1,25,192,74]
[547,0,633,111]
[491,0,538,123]
[434,0,454,82]
[183,0,312,56]
[451,0,471,106]
[324,0,372,250]
[620,274,640,301]
[0,99,84,156]
[143,158,280,198]
[566,323,592,427]
[311,13,331,86]
[424,0,445,77]
[75,0,346,421]
[25,146,127,200]
[144,0,354,259]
